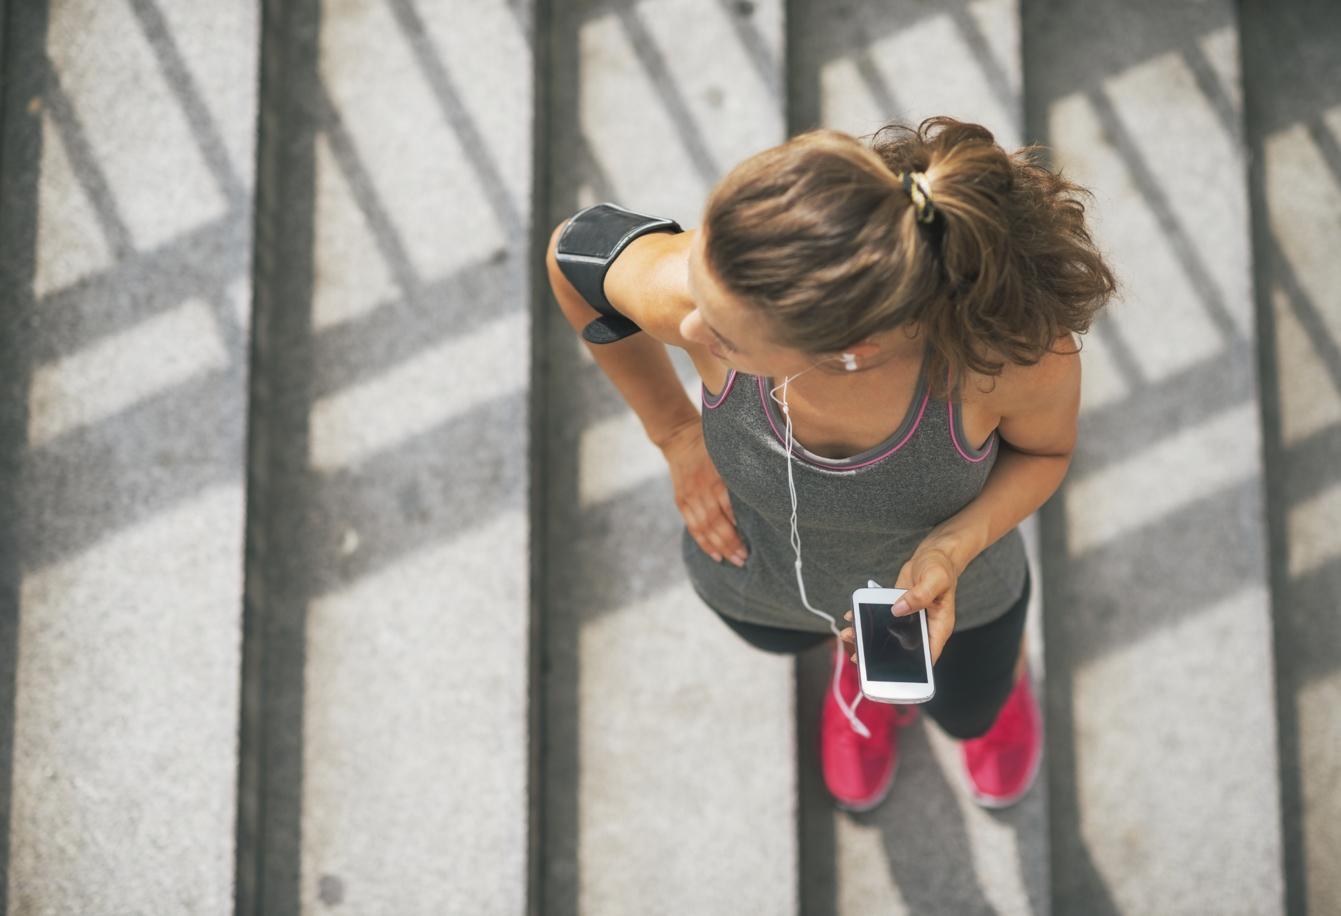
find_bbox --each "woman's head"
[697,118,1116,383]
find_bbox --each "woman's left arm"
[842,340,1081,662]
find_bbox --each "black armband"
[555,203,682,344]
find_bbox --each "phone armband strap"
[555,203,682,344]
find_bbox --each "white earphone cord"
[770,374,872,739]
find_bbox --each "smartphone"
[851,586,936,704]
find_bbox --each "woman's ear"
[840,341,881,363]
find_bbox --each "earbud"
[842,353,858,372]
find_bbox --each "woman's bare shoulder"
[602,228,697,347]
[974,335,1077,403]
[960,334,1081,449]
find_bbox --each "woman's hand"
[660,421,748,566]
[890,545,958,663]
[838,537,962,664]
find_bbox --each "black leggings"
[713,573,1031,740]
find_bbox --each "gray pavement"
[1025,1,1284,912]
[241,0,534,912]
[0,0,1334,912]
[1243,3,1341,913]
[540,2,797,913]
[0,0,258,911]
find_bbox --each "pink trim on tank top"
[947,399,995,463]
[757,375,931,469]
[702,370,738,409]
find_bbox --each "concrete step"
[1241,2,1341,913]
[241,0,534,911]
[1024,0,1286,912]
[0,0,1335,912]
[0,0,259,911]
[538,2,799,913]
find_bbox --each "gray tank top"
[684,358,1027,633]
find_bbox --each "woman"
[547,118,1114,812]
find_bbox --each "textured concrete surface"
[1242,3,1341,913]
[577,584,795,915]
[0,0,258,911]
[0,0,1332,911]
[1025,0,1283,912]
[242,0,534,912]
[540,1,796,913]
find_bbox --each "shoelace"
[771,373,871,739]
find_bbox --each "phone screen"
[858,603,930,683]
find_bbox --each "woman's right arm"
[546,222,747,566]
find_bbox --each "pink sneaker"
[821,645,919,812]
[960,673,1043,808]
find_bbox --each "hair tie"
[900,171,936,225]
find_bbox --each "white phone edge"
[850,586,936,704]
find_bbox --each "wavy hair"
[702,118,1116,390]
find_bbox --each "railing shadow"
[1243,3,1341,913]
[244,0,534,912]
[1,0,257,908]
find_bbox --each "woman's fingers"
[893,555,957,662]
[840,621,857,663]
[664,425,748,566]
[710,480,747,564]
[925,609,955,664]
[892,558,951,616]
[680,490,746,565]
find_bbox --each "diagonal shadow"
[1,5,258,909]
[614,1,720,186]
[1086,314,1146,396]
[6,0,551,911]
[789,0,1022,139]
[5,2,261,909]
[1037,493,1123,916]
[867,720,997,916]
[18,370,249,572]
[384,0,524,246]
[313,82,421,296]
[1086,82,1244,346]
[945,0,1020,124]
[242,1,539,912]
[1269,238,1341,399]
[713,0,781,102]
[1074,339,1257,464]
[1307,111,1341,192]
[125,0,248,207]
[1023,2,1271,913]
[306,253,516,401]
[1023,0,1236,106]
[786,0,927,134]
[25,216,251,362]
[1181,36,1241,145]
[38,64,135,259]
[851,45,902,127]
[1274,424,1341,507]
[575,131,618,204]
[1242,5,1341,911]
[303,390,528,598]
